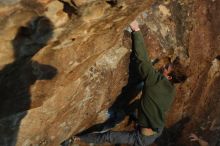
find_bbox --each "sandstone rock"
[0,0,219,146]
[45,1,69,27]
[82,1,109,22]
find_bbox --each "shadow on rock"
[0,16,57,146]
[155,117,191,146]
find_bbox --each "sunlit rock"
[0,0,219,146]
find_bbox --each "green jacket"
[132,31,175,129]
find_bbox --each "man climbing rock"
[62,20,186,146]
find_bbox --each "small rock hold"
[158,5,171,17]
[39,139,48,145]
[68,61,74,65]
[106,0,117,7]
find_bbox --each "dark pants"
[79,129,163,146]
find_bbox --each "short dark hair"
[168,71,187,84]
[155,56,187,84]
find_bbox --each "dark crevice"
[216,55,220,60]
[59,0,79,17]
[106,0,117,7]
[170,1,190,57]
[155,117,191,146]
[118,5,123,9]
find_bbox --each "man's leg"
[79,130,137,145]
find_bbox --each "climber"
[61,20,186,146]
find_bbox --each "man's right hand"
[129,20,140,32]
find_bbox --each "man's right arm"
[130,21,159,85]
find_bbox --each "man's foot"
[60,136,80,146]
[91,110,126,133]
[92,121,115,133]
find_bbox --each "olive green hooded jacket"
[132,31,175,129]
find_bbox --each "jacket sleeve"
[132,31,160,86]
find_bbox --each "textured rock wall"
[143,0,220,145]
[173,0,220,145]
[0,0,219,146]
[0,0,153,146]
[138,1,220,145]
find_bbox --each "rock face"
[0,0,219,146]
